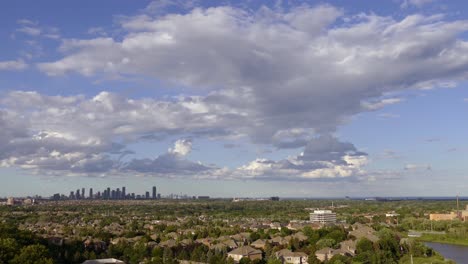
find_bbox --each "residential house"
[275,249,308,264]
[349,224,379,242]
[269,236,288,246]
[315,247,335,262]
[228,246,263,263]
[251,239,267,250]
[338,239,356,256]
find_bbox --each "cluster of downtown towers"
[64,186,159,200]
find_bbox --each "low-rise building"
[429,212,458,221]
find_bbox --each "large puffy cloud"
[0,91,226,176]
[6,4,468,180]
[168,139,192,156]
[38,6,468,139]
[0,90,367,180]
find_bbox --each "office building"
[145,191,150,199]
[82,188,85,199]
[310,210,337,223]
[122,187,126,199]
[6,197,15,206]
[89,188,93,199]
[152,186,157,199]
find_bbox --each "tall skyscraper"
[116,188,121,199]
[82,188,85,199]
[122,187,126,199]
[107,187,111,199]
[76,189,81,199]
[145,191,150,199]
[152,186,157,199]
[89,188,93,199]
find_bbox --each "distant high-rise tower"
[152,186,157,199]
[89,188,93,199]
[82,188,85,199]
[116,188,121,199]
[76,189,81,199]
[146,191,150,199]
[122,187,126,199]
[107,187,111,199]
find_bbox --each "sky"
[1,0,468,198]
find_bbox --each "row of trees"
[0,224,54,264]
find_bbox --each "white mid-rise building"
[310,210,336,223]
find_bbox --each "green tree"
[307,254,321,264]
[10,244,54,264]
[315,238,336,249]
[239,257,252,264]
[328,254,350,264]
[266,257,282,264]
[356,238,374,253]
[0,238,19,262]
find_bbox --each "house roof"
[159,239,177,248]
[276,249,308,258]
[82,258,125,264]
[251,239,267,246]
[228,246,262,256]
[339,239,356,249]
[315,247,333,255]
[349,224,379,242]
[270,236,288,244]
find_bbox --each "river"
[425,242,468,264]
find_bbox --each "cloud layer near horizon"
[2,4,468,181]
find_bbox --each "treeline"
[0,223,54,264]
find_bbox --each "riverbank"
[418,233,468,247]
[399,255,454,264]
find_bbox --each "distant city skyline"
[1,0,468,197]
[51,185,160,200]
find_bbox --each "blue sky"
[1,0,468,198]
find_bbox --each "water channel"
[425,242,468,264]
